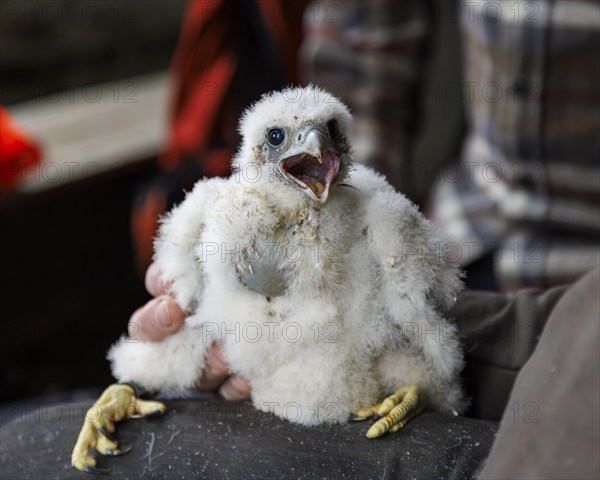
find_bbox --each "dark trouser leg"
[1,398,497,479]
[479,267,600,479]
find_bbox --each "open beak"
[278,128,340,203]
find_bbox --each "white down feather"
[108,86,465,425]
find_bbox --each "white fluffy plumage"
[109,86,466,425]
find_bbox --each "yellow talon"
[71,384,166,473]
[357,385,426,439]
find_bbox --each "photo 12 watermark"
[1,1,140,24]
[125,320,341,346]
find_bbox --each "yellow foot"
[71,383,166,474]
[354,384,426,439]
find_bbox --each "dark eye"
[327,120,340,141]
[267,128,285,147]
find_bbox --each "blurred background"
[0,0,463,418]
[0,0,188,416]
[7,0,596,426]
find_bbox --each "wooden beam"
[7,72,169,192]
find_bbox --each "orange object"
[161,0,308,176]
[132,0,308,270]
[0,106,42,190]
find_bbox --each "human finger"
[145,262,169,297]
[219,375,252,401]
[128,295,186,342]
[197,344,232,392]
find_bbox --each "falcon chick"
[73,85,465,472]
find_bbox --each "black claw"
[98,426,116,443]
[83,465,111,475]
[103,443,133,457]
[372,412,382,421]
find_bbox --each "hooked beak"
[278,128,340,203]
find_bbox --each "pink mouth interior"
[280,151,340,199]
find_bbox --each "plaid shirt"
[303,0,600,290]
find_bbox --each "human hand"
[127,262,252,400]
